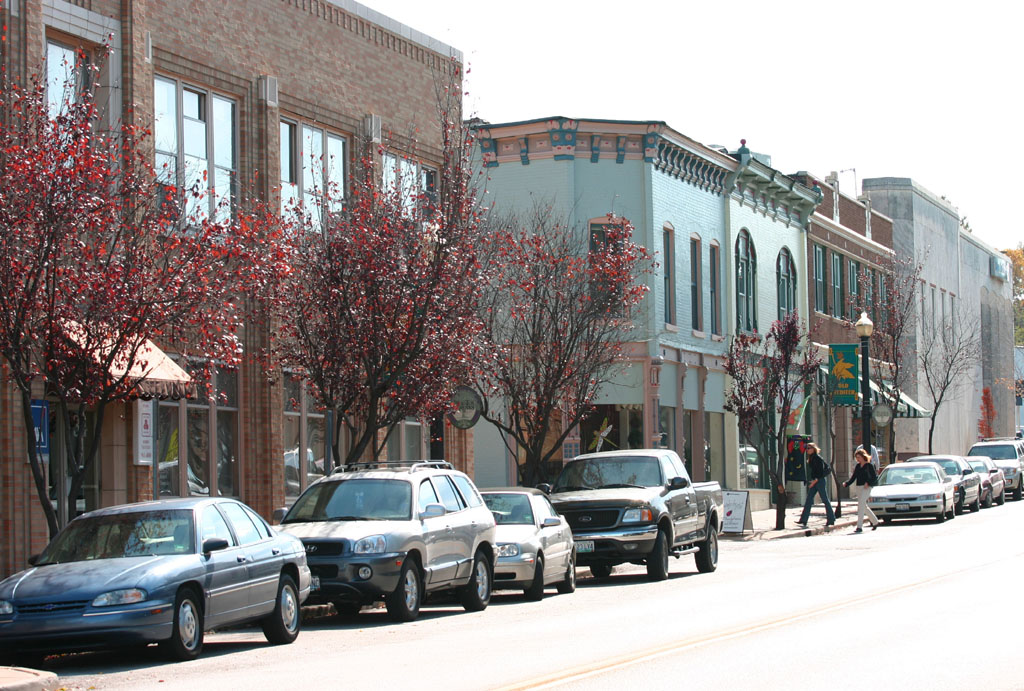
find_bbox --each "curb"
[721,517,859,541]
[0,668,59,691]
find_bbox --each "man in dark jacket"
[795,443,835,528]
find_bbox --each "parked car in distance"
[965,456,1006,508]
[481,488,576,600]
[967,440,1024,501]
[909,455,982,514]
[276,461,496,623]
[0,498,310,663]
[868,461,956,523]
[539,449,723,581]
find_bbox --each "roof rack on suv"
[980,437,1018,442]
[334,460,454,474]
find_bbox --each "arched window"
[735,230,757,332]
[777,247,796,320]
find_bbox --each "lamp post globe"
[855,312,873,456]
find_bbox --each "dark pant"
[799,479,836,524]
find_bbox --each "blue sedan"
[0,497,311,661]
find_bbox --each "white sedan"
[868,462,956,523]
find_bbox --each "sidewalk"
[0,667,58,691]
[721,499,868,541]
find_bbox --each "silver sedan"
[868,462,956,523]
[482,488,576,600]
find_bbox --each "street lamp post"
[855,312,874,454]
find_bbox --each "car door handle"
[237,555,249,563]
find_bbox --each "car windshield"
[37,510,195,564]
[879,467,939,485]
[283,479,412,522]
[968,461,989,474]
[553,456,663,491]
[969,445,1016,460]
[933,460,960,476]
[483,493,534,525]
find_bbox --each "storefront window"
[580,404,644,454]
[658,406,676,450]
[157,402,180,497]
[283,376,326,498]
[682,410,693,477]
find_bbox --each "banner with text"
[829,344,859,406]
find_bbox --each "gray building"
[863,178,1015,455]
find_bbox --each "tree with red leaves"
[978,387,997,439]
[273,65,486,467]
[0,52,282,538]
[472,206,653,486]
[724,312,822,530]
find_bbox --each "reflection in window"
[282,376,326,497]
[280,121,347,231]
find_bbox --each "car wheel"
[695,523,719,574]
[524,554,545,601]
[996,489,1006,506]
[459,549,492,612]
[982,489,993,508]
[955,489,965,515]
[969,491,981,512]
[385,559,422,622]
[646,529,670,581]
[947,501,955,520]
[556,550,576,595]
[161,587,204,661]
[261,574,301,645]
[590,564,614,579]
[1014,481,1023,502]
[935,499,946,523]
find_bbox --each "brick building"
[0,0,464,577]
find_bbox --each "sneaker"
[826,521,835,526]
[794,521,807,528]
[853,528,863,533]
[872,523,878,531]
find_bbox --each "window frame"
[776,247,796,320]
[662,225,675,326]
[831,251,844,319]
[735,230,757,333]
[813,244,827,313]
[848,259,860,320]
[690,235,702,332]
[279,117,349,228]
[709,242,721,335]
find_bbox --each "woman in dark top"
[844,448,879,532]
[795,443,835,528]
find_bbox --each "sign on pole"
[134,399,154,466]
[828,344,859,406]
[30,399,49,462]
[722,490,753,533]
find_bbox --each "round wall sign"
[447,386,482,430]
[872,402,893,428]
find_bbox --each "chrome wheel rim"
[709,531,718,565]
[281,585,299,633]
[475,559,489,601]
[567,557,576,589]
[403,568,419,612]
[178,599,199,650]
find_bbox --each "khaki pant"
[855,484,878,530]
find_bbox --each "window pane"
[157,404,180,497]
[186,407,210,496]
[280,121,295,183]
[283,414,301,496]
[326,134,345,195]
[383,153,397,191]
[418,479,439,512]
[216,410,237,496]
[154,78,178,154]
[405,421,421,459]
[220,502,262,545]
[387,426,401,461]
[213,167,232,224]
[183,113,207,160]
[200,506,235,545]
[307,415,326,486]
[212,96,234,169]
[47,42,77,117]
[155,152,177,186]
[303,125,323,195]
[433,476,464,512]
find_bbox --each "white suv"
[967,440,1024,501]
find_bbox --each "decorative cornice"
[652,136,731,196]
[730,157,822,229]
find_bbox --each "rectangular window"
[813,245,827,313]
[280,120,347,230]
[690,238,702,331]
[877,272,887,325]
[865,268,875,322]
[154,76,237,224]
[831,252,844,319]
[283,376,327,497]
[46,40,85,118]
[848,259,860,320]
[931,286,937,333]
[709,245,720,335]
[663,229,675,325]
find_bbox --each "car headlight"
[92,589,148,607]
[0,600,13,615]
[352,535,387,554]
[918,493,941,501]
[496,543,520,558]
[622,508,654,523]
[868,496,882,503]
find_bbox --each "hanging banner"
[828,344,859,406]
[134,399,154,466]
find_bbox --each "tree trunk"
[19,389,60,539]
[774,485,788,530]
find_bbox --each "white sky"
[365,0,1022,252]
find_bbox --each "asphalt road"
[46,498,1024,690]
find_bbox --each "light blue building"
[472,118,819,503]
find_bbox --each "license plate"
[311,575,320,591]
[575,540,595,553]
[895,503,910,511]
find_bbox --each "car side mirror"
[202,537,230,555]
[272,507,288,524]
[536,483,552,494]
[541,517,561,528]
[420,503,446,519]
[669,476,689,490]
[27,554,40,566]
[990,468,1000,474]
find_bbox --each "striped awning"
[818,366,931,418]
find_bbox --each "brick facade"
[0,0,462,577]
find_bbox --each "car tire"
[955,489,965,515]
[556,550,576,595]
[524,555,545,601]
[969,493,981,512]
[161,587,204,661]
[590,564,614,579]
[695,523,719,574]
[982,489,992,508]
[646,529,670,581]
[996,489,1006,506]
[935,499,946,523]
[459,550,492,612]
[385,558,422,622]
[261,574,301,645]
[1014,481,1023,502]
[947,502,955,520]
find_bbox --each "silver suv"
[276,461,496,622]
[967,439,1024,501]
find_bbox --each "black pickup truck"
[539,449,723,581]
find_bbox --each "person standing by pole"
[844,448,879,533]
[795,443,835,528]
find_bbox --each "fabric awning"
[818,366,931,418]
